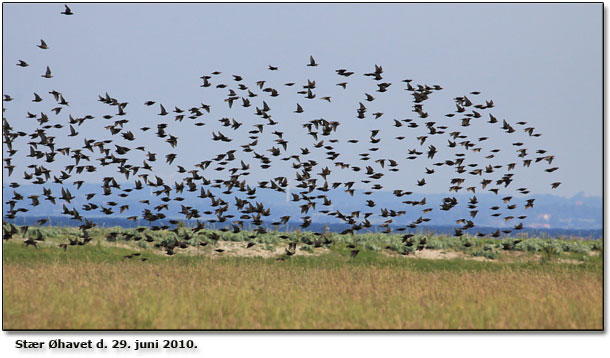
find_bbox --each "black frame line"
[1,1,605,333]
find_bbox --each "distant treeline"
[3,215,602,239]
[3,185,602,231]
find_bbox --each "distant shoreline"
[3,215,602,239]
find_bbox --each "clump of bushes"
[402,245,415,254]
[364,242,380,252]
[510,238,597,255]
[515,239,544,252]
[425,237,446,250]
[472,244,499,260]
[300,245,313,253]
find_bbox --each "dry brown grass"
[3,259,602,330]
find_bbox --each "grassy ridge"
[2,241,603,330]
[2,224,603,260]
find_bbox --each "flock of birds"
[2,5,562,258]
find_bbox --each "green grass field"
[2,225,603,330]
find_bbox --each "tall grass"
[3,243,602,330]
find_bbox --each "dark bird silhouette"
[307,56,318,67]
[37,39,48,49]
[61,4,73,15]
[41,66,53,78]
[24,237,38,248]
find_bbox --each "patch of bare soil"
[383,249,492,262]
[411,249,464,260]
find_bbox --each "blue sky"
[2,3,602,198]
